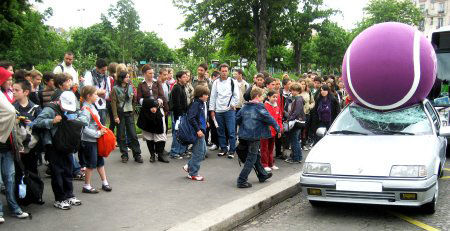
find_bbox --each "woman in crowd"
[311,85,341,136]
[111,71,142,163]
[299,79,315,151]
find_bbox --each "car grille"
[325,190,396,201]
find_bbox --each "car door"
[425,101,446,169]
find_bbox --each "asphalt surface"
[236,161,450,231]
[0,135,300,231]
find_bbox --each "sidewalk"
[0,135,302,231]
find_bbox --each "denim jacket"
[187,98,207,134]
[236,101,280,141]
[33,104,88,145]
[81,102,102,142]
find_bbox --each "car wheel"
[309,200,325,207]
[421,180,438,214]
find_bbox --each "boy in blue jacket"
[183,85,210,181]
[236,87,281,188]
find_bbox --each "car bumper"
[300,174,437,207]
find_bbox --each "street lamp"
[76,8,86,27]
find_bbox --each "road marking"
[442,176,450,179]
[388,212,440,231]
[444,168,450,171]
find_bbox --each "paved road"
[0,136,300,231]
[236,161,450,231]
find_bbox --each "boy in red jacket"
[260,90,283,171]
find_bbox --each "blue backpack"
[175,115,197,146]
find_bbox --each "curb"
[168,172,302,231]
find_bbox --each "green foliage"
[73,52,98,76]
[315,20,350,74]
[2,8,67,69]
[68,24,119,61]
[352,0,424,39]
[134,32,176,63]
[179,26,218,64]
[106,0,141,63]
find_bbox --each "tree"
[352,0,423,38]
[0,0,38,52]
[284,0,334,74]
[106,0,141,62]
[68,24,119,61]
[134,32,176,63]
[179,26,219,64]
[315,20,350,74]
[4,9,67,69]
[174,0,294,72]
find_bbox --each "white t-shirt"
[83,70,110,110]
[53,62,79,86]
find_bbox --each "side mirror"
[439,126,450,137]
[316,127,327,138]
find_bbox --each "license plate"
[336,181,382,192]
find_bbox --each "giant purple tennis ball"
[342,22,437,111]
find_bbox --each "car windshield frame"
[328,103,434,136]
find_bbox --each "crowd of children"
[0,55,348,223]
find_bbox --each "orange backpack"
[83,106,116,157]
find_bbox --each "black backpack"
[13,144,45,206]
[47,103,84,154]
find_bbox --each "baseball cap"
[59,91,77,112]
[0,67,12,85]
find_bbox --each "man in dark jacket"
[236,87,281,188]
[169,71,189,159]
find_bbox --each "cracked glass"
[329,103,433,135]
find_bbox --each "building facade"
[416,0,449,36]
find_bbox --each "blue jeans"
[170,115,187,156]
[0,151,22,216]
[237,140,267,185]
[71,153,81,175]
[188,137,206,176]
[216,110,236,153]
[288,127,302,161]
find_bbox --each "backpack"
[175,114,197,146]
[82,106,116,157]
[12,137,44,206]
[47,103,84,154]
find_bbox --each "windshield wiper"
[329,130,368,135]
[374,130,415,135]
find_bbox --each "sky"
[34,0,371,49]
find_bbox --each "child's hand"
[100,128,107,135]
[150,107,157,113]
[277,133,282,138]
[197,130,204,138]
[53,115,62,124]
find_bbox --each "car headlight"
[390,165,427,177]
[303,162,331,175]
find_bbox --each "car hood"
[306,135,437,177]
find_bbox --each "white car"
[300,100,448,213]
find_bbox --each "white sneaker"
[209,145,218,151]
[67,197,82,206]
[264,167,272,172]
[183,164,189,173]
[54,200,71,210]
[15,212,29,219]
[271,166,279,170]
[0,216,4,223]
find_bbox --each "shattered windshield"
[329,104,433,135]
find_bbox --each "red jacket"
[264,101,283,137]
